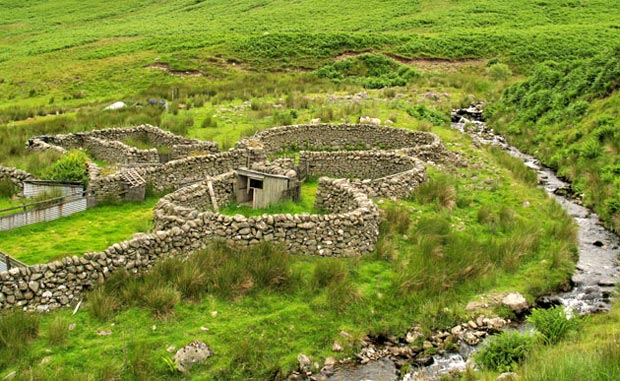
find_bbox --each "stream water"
[327,107,620,381]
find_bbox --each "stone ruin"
[0,123,447,311]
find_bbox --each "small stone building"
[234,168,299,209]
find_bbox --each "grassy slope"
[1,0,620,109]
[489,49,620,233]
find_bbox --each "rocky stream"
[291,106,620,381]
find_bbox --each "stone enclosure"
[0,123,446,311]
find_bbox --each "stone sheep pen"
[0,123,446,311]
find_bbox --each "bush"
[405,104,450,126]
[474,330,536,372]
[527,306,579,345]
[487,63,513,81]
[42,150,89,184]
[0,177,17,198]
[315,53,419,88]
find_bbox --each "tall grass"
[87,241,295,319]
[0,310,40,357]
[411,174,457,210]
[47,316,70,346]
[489,146,538,186]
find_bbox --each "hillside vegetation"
[489,48,620,233]
[2,0,620,110]
[1,0,619,380]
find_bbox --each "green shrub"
[527,306,579,345]
[487,63,512,81]
[315,53,419,88]
[474,330,537,372]
[0,177,17,198]
[0,310,39,355]
[42,150,89,184]
[404,104,450,127]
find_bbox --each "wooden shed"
[234,168,299,209]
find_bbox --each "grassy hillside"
[1,0,620,111]
[489,48,620,233]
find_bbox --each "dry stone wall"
[28,125,218,165]
[0,166,32,195]
[236,123,445,161]
[0,226,205,312]
[0,122,447,311]
[299,151,428,199]
[89,149,263,202]
[153,176,379,257]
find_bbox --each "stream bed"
[326,107,620,381]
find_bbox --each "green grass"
[1,1,617,378]
[0,197,157,264]
[1,0,619,114]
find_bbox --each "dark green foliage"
[404,104,450,126]
[0,177,16,198]
[490,47,620,233]
[527,306,579,345]
[316,53,419,88]
[42,150,89,184]
[474,331,537,372]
